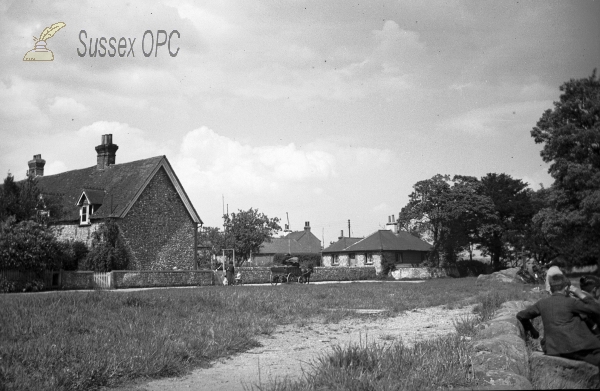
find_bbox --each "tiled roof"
[259,237,312,254]
[34,156,201,224]
[322,237,363,253]
[333,230,432,253]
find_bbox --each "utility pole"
[348,219,351,237]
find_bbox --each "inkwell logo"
[23,22,66,61]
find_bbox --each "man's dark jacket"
[517,293,600,356]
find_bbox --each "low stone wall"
[112,270,213,289]
[391,266,458,280]
[61,271,95,290]
[469,300,599,389]
[310,266,377,282]
[236,267,272,284]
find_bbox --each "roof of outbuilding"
[328,230,432,253]
[35,156,202,224]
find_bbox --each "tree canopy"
[530,70,600,266]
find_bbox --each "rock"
[472,351,524,378]
[472,334,529,378]
[477,321,522,340]
[530,351,600,389]
[476,268,526,284]
[478,369,532,389]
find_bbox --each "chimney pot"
[28,154,46,177]
[96,134,118,170]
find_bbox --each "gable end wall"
[119,167,195,270]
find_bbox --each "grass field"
[0,278,534,391]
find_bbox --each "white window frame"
[80,204,93,225]
[365,253,374,265]
[332,255,340,266]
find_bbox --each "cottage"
[252,221,321,266]
[30,134,203,270]
[322,229,432,274]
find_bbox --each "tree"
[477,173,535,271]
[398,174,452,265]
[530,70,600,267]
[0,172,64,224]
[82,220,129,271]
[0,216,63,273]
[221,208,281,266]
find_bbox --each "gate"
[93,272,112,289]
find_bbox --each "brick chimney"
[27,154,46,177]
[304,221,311,232]
[95,134,118,170]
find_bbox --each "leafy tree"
[0,172,64,223]
[530,70,600,267]
[0,216,63,273]
[221,208,281,266]
[82,220,129,271]
[477,173,535,271]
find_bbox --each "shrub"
[0,217,63,273]
[456,260,491,277]
[82,220,128,271]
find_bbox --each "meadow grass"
[257,283,537,391]
[0,278,531,391]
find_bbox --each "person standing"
[226,261,235,286]
[517,274,600,367]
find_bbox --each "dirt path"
[127,303,476,391]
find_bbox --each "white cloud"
[48,96,88,116]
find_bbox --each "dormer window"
[80,204,93,225]
[76,189,105,226]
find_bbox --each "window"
[80,204,93,225]
[332,255,339,266]
[365,253,374,265]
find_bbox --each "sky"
[1,0,599,246]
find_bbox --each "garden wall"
[310,266,377,281]
[391,266,459,280]
[60,270,214,289]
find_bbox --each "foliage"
[530,70,600,267]
[0,217,63,273]
[221,208,281,266]
[81,220,128,271]
[58,240,89,271]
[0,172,63,224]
[398,174,498,266]
[455,260,491,277]
[477,173,536,270]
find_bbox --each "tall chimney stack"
[27,154,46,177]
[304,221,310,232]
[95,134,118,170]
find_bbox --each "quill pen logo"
[23,22,66,61]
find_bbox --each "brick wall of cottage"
[119,167,196,270]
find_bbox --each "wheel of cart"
[270,273,279,285]
[297,275,305,284]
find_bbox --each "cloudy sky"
[1,0,599,244]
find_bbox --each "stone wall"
[391,266,459,280]
[53,223,99,247]
[119,167,196,270]
[112,270,213,288]
[237,267,272,284]
[310,266,377,281]
[61,271,95,289]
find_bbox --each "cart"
[270,258,311,285]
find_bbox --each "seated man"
[580,275,600,337]
[517,274,600,367]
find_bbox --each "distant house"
[252,221,321,266]
[29,134,203,270]
[322,229,432,274]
